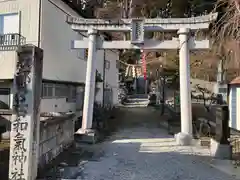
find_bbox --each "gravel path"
[76,126,238,180]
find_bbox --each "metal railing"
[0,33,26,51]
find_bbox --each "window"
[42,83,54,98]
[0,13,20,46]
[76,87,84,110]
[42,83,78,101]
[0,88,10,109]
[0,13,19,34]
[78,87,84,110]
[67,86,77,102]
[55,84,68,97]
[71,86,77,100]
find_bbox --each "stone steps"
[128,94,148,99]
[119,103,149,108]
[125,98,149,102]
[118,94,150,108]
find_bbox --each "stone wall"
[38,113,75,169]
[0,111,76,176]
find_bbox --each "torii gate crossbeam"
[71,39,210,50]
[67,13,218,145]
[66,13,218,31]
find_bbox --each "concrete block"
[199,137,211,147]
[210,138,232,160]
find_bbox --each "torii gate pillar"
[80,29,97,135]
[175,28,193,145]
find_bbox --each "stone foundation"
[210,138,232,160]
[175,132,193,146]
[75,128,98,144]
[38,113,76,169]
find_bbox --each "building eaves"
[230,76,240,85]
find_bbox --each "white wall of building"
[0,82,78,114]
[0,0,86,114]
[95,50,104,103]
[229,85,240,131]
[105,50,119,105]
[0,0,40,45]
[0,0,40,79]
[0,0,87,82]
[40,0,87,83]
[0,52,17,79]
[40,98,76,113]
[0,0,120,113]
[93,50,119,106]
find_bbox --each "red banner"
[141,51,147,80]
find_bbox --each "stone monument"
[210,105,232,159]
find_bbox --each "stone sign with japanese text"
[9,45,43,180]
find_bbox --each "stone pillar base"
[175,132,193,146]
[210,138,232,160]
[75,128,98,144]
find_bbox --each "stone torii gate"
[66,13,218,145]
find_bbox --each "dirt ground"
[40,107,238,180]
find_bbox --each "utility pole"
[141,50,148,95]
[216,57,227,102]
[102,50,106,106]
[145,78,148,95]
[161,66,165,115]
[156,69,160,105]
[135,53,138,94]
